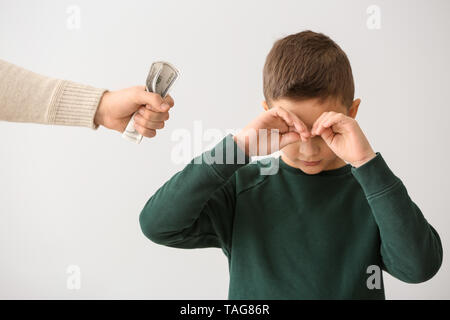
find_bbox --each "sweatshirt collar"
[278,156,352,177]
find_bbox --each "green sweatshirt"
[139,134,443,299]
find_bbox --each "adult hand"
[94,86,174,138]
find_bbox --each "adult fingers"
[134,114,165,130]
[137,106,170,122]
[135,90,170,112]
[163,94,174,108]
[134,123,157,138]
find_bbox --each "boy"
[139,30,443,299]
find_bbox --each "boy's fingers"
[274,107,309,140]
[321,112,338,130]
[311,112,329,135]
[315,112,341,135]
[312,113,328,135]
[280,131,301,148]
[322,112,346,129]
[295,119,310,141]
[273,107,295,129]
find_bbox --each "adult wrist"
[94,91,110,128]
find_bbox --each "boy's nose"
[299,136,319,153]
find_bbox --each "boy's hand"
[94,86,174,138]
[234,106,311,156]
[310,111,376,168]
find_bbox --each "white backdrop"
[0,0,449,299]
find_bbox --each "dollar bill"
[122,61,180,143]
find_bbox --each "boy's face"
[263,97,360,174]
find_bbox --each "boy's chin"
[298,162,324,174]
[281,154,324,173]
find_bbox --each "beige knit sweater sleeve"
[0,59,107,129]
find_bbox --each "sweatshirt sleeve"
[351,152,443,283]
[139,134,251,256]
[0,59,106,129]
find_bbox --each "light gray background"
[0,0,449,299]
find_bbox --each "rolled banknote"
[122,61,179,143]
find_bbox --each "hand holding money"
[94,86,174,137]
[122,61,180,143]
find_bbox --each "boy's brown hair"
[263,30,355,108]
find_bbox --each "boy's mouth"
[301,160,322,166]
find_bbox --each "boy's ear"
[262,100,269,111]
[348,98,361,119]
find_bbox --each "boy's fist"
[234,106,311,156]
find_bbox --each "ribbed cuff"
[48,80,107,129]
[351,152,401,199]
[202,134,251,180]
